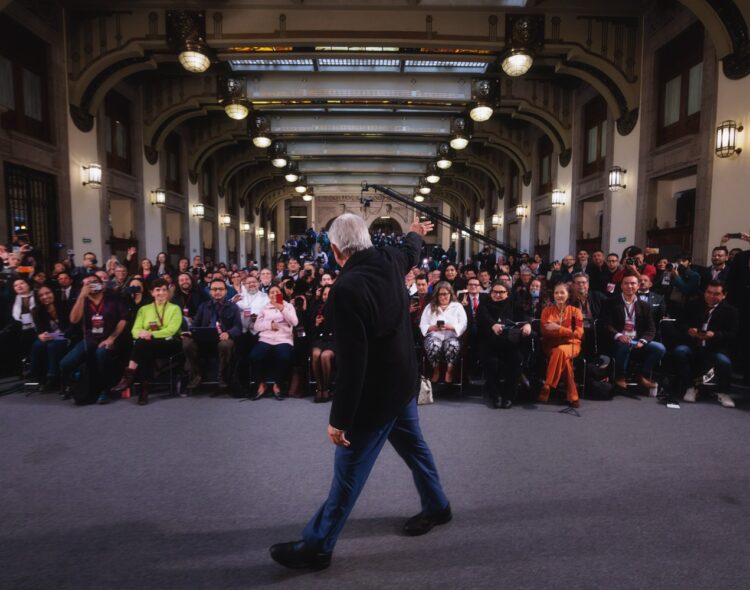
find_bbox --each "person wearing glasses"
[419,281,467,383]
[182,278,243,394]
[537,282,585,408]
[111,278,182,405]
[477,281,532,409]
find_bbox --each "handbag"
[417,376,434,405]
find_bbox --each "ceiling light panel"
[229,58,315,71]
[286,141,439,158]
[272,115,451,136]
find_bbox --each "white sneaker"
[717,393,735,408]
[683,387,698,403]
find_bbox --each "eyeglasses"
[437,292,450,297]
[210,287,226,291]
[491,289,508,295]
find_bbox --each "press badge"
[91,314,104,335]
[149,321,159,331]
[623,321,636,339]
[606,283,616,293]
[20,313,33,328]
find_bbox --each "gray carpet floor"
[1,388,749,590]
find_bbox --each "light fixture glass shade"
[426,173,440,184]
[418,185,431,195]
[474,221,485,234]
[256,227,265,238]
[269,141,288,168]
[192,203,205,218]
[284,162,299,182]
[241,222,251,232]
[551,188,565,207]
[82,163,102,188]
[268,231,276,241]
[271,157,287,168]
[436,143,453,169]
[469,104,493,122]
[414,194,425,203]
[451,231,458,241]
[450,135,469,150]
[461,230,469,238]
[302,193,313,202]
[491,213,502,227]
[285,171,299,182]
[501,50,533,77]
[425,163,440,184]
[294,176,308,193]
[150,188,166,207]
[252,135,272,148]
[715,120,743,158]
[515,204,527,218]
[179,45,210,73]
[224,99,249,120]
[608,166,626,192]
[220,213,232,226]
[437,157,453,169]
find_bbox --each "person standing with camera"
[666,253,701,321]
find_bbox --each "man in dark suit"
[674,280,738,407]
[570,272,607,356]
[699,246,731,291]
[601,273,666,391]
[461,277,485,381]
[637,274,666,324]
[270,214,451,571]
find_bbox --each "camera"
[625,258,635,266]
[89,282,103,293]
[666,263,674,271]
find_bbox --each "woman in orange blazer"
[538,282,585,407]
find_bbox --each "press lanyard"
[153,302,166,327]
[88,299,104,316]
[622,296,636,324]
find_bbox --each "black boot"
[138,382,149,405]
[111,367,137,393]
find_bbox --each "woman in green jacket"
[111,278,182,405]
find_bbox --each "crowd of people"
[1,226,748,411]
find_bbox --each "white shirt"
[419,301,467,339]
[236,290,269,333]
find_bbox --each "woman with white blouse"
[419,281,468,383]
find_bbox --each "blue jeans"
[59,340,114,390]
[249,342,293,385]
[613,340,666,377]
[672,345,732,393]
[30,339,69,379]
[302,398,449,553]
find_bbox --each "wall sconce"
[474,221,485,234]
[268,231,276,241]
[220,213,231,226]
[716,120,743,158]
[191,203,205,218]
[150,188,167,207]
[449,117,470,150]
[81,164,102,188]
[551,188,565,207]
[249,114,272,148]
[436,143,453,169]
[241,222,251,232]
[461,230,470,238]
[284,161,299,182]
[608,166,626,192]
[256,227,265,238]
[515,204,528,219]
[269,140,288,168]
[469,79,495,122]
[450,231,458,241]
[491,213,502,227]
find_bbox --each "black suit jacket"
[637,291,666,324]
[726,250,750,310]
[678,300,739,355]
[699,265,730,291]
[327,232,422,432]
[601,296,656,343]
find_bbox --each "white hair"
[328,213,372,257]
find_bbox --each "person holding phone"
[419,281,467,383]
[249,284,299,400]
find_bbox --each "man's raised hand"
[410,218,434,236]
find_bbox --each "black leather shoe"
[486,395,500,409]
[269,540,332,571]
[501,398,513,409]
[403,503,452,536]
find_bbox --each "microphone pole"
[363,183,517,256]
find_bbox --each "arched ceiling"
[63,0,749,211]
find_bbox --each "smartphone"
[726,233,742,240]
[275,293,284,305]
[437,320,445,328]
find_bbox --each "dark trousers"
[183,337,235,378]
[235,332,258,385]
[612,340,666,377]
[483,341,522,403]
[131,338,181,380]
[672,345,732,393]
[302,398,449,553]
[249,342,293,385]
[60,340,114,392]
[30,339,69,379]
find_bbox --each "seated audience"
[419,281,468,383]
[12,278,37,364]
[637,274,666,325]
[172,272,209,325]
[537,283,584,408]
[309,285,335,403]
[30,285,72,390]
[61,275,128,403]
[674,280,738,408]
[111,278,182,405]
[183,278,242,394]
[250,284,299,400]
[477,280,531,409]
[601,274,666,391]
[570,272,606,355]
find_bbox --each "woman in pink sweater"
[249,284,299,400]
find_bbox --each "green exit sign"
[617,236,627,243]
[82,238,92,243]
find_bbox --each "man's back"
[327,233,421,433]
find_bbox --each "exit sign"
[82,238,92,243]
[617,236,627,243]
